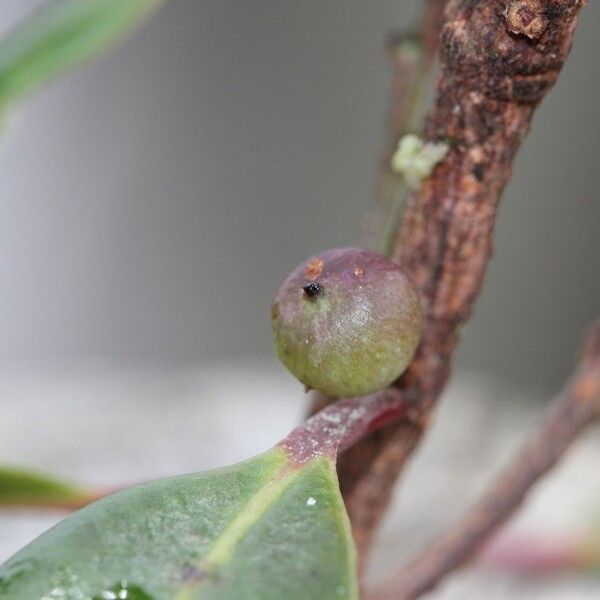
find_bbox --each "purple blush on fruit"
[272,247,423,397]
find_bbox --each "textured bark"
[338,0,586,565]
[369,320,600,600]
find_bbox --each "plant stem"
[481,531,600,575]
[0,489,109,512]
[337,0,586,568]
[368,320,600,600]
[362,1,443,256]
[281,389,407,466]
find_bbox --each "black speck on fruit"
[303,281,323,298]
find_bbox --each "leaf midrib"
[204,462,299,567]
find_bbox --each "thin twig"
[362,0,443,256]
[337,0,586,565]
[480,530,600,575]
[369,320,600,600]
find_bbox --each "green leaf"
[0,449,358,599]
[0,0,163,113]
[0,465,93,509]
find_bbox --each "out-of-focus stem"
[369,320,600,600]
[363,1,443,256]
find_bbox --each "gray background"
[1,1,599,392]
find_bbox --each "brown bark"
[338,0,586,565]
[369,320,600,600]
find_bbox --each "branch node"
[505,0,548,39]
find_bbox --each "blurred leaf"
[0,0,163,113]
[0,465,92,509]
[0,449,357,599]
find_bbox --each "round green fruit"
[272,247,422,397]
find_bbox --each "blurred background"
[1,3,600,598]
[1,0,599,392]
